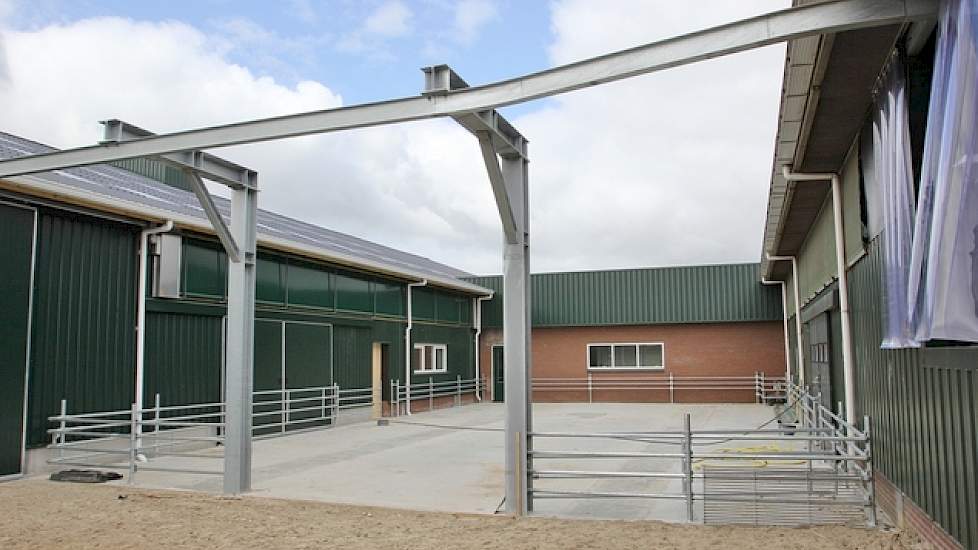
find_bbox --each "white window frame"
[413,343,448,374]
[586,342,665,371]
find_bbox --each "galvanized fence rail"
[526,384,876,526]
[390,376,486,416]
[47,384,351,483]
[531,373,785,404]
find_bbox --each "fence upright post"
[154,393,161,435]
[587,372,593,404]
[760,372,766,402]
[281,389,288,434]
[319,386,329,422]
[393,379,399,417]
[669,373,675,404]
[429,376,434,411]
[332,384,339,423]
[684,413,693,522]
[128,402,138,485]
[56,399,67,461]
[457,374,462,407]
[863,415,877,527]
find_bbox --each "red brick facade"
[478,321,785,403]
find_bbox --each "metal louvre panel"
[466,263,783,328]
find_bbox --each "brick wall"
[875,471,965,550]
[478,321,785,403]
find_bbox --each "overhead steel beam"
[0,0,935,179]
[101,120,256,189]
[422,65,527,160]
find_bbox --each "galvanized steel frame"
[0,0,936,510]
[527,384,876,526]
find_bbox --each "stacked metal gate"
[527,384,876,526]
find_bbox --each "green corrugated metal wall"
[333,325,372,389]
[466,263,782,328]
[143,311,223,408]
[9,199,479,449]
[850,238,978,550]
[26,209,138,446]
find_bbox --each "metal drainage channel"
[527,384,876,526]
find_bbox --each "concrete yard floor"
[0,480,918,550]
[102,402,797,522]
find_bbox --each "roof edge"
[0,174,493,296]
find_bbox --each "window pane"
[435,347,446,371]
[414,347,423,371]
[424,345,433,371]
[614,345,637,367]
[589,345,612,368]
[639,344,663,367]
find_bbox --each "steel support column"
[223,173,258,494]
[501,149,531,515]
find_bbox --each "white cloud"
[453,0,497,45]
[337,1,414,59]
[0,16,500,273]
[0,2,790,275]
[509,0,789,271]
[364,1,413,38]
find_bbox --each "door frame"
[491,344,504,403]
[253,318,335,389]
[250,318,333,434]
[0,201,37,481]
[371,342,388,419]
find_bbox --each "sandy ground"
[0,479,918,550]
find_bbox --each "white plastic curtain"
[907,0,978,344]
[875,54,918,349]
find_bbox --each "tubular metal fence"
[390,376,485,416]
[46,383,377,483]
[531,373,785,404]
[527,383,876,526]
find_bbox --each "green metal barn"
[0,131,491,478]
[760,11,978,549]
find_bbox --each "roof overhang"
[0,174,493,297]
[760,19,908,280]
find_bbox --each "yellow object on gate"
[692,444,807,471]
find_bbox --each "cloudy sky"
[0,0,787,275]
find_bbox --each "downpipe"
[135,219,174,460]
[765,254,806,389]
[404,279,427,415]
[760,278,792,388]
[781,167,856,425]
[473,294,493,401]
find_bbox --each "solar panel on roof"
[0,131,478,286]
